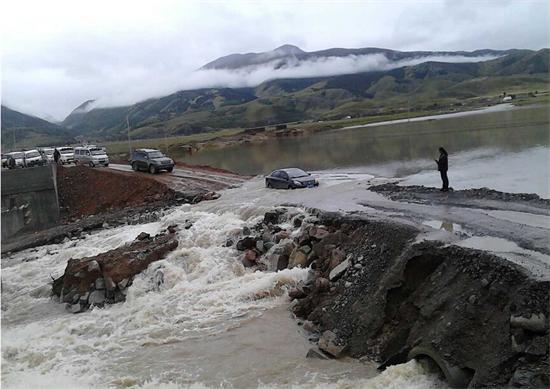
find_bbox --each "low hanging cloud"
[90,53,500,110]
[2,1,547,120]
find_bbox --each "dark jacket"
[437,152,448,172]
[53,149,60,162]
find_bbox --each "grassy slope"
[1,105,74,151]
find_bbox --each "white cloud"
[1,0,548,120]
[87,53,501,109]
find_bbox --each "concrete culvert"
[408,346,474,388]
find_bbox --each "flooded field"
[181,105,549,197]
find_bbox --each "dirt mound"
[370,183,550,207]
[285,211,549,387]
[174,160,243,176]
[236,208,549,387]
[57,166,175,219]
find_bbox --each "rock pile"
[273,210,549,388]
[231,208,335,272]
[236,208,549,388]
[52,228,178,313]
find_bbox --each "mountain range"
[2,45,548,148]
[1,105,74,150]
[200,44,510,70]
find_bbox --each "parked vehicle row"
[2,150,46,168]
[2,145,110,169]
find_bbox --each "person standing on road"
[435,147,449,192]
[53,148,61,165]
[7,155,16,169]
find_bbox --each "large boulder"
[53,231,178,311]
[264,210,284,225]
[289,248,309,268]
[328,258,349,281]
[318,330,347,358]
[236,236,257,251]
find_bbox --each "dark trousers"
[440,170,449,190]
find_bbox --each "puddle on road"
[486,210,550,229]
[422,220,464,233]
[456,236,550,280]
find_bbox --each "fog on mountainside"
[88,46,507,110]
[2,45,548,147]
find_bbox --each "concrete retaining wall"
[1,165,59,241]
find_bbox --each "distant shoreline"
[341,103,517,130]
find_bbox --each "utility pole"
[163,127,168,154]
[126,114,131,156]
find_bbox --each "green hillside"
[1,106,74,150]
[63,49,549,142]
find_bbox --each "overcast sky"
[2,0,549,121]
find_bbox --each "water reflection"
[441,220,455,232]
[423,220,464,233]
[178,106,549,176]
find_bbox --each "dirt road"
[108,163,249,192]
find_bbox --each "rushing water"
[1,190,445,388]
[180,105,549,197]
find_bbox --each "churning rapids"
[1,181,447,389]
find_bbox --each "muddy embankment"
[2,166,217,254]
[57,166,177,220]
[51,205,549,388]
[230,208,548,387]
[370,183,550,211]
[280,210,549,388]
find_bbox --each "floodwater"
[1,187,445,389]
[181,105,549,197]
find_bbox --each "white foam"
[1,205,311,387]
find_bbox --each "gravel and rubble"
[224,207,549,388]
[370,183,550,214]
[2,166,224,254]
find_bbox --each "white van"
[58,147,75,164]
[75,145,109,167]
[23,149,44,167]
[6,151,25,168]
[40,147,55,163]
